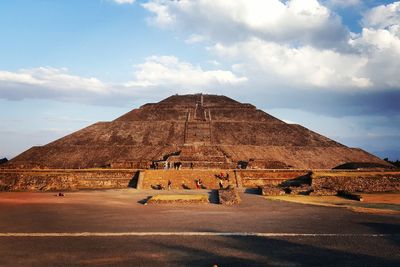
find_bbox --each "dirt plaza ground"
[0,189,399,266]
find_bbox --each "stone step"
[177,156,226,162]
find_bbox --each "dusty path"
[0,189,399,266]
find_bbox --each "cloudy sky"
[1,0,399,160]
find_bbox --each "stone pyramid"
[7,94,387,169]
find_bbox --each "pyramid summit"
[8,93,387,169]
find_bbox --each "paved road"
[0,189,399,266]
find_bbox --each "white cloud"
[142,1,175,27]
[0,67,129,105]
[2,1,399,106]
[0,67,107,94]
[210,38,371,89]
[113,0,135,5]
[185,34,207,44]
[142,0,400,92]
[350,2,400,89]
[352,27,400,53]
[0,59,246,103]
[126,55,247,88]
[143,0,348,49]
[363,1,400,29]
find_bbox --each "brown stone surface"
[0,169,136,191]
[1,168,400,192]
[4,94,390,170]
[259,185,286,196]
[218,187,241,205]
[288,185,312,195]
[312,172,400,193]
[141,169,236,190]
[241,170,311,187]
[309,189,338,196]
[146,194,209,205]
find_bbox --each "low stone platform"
[258,185,286,196]
[218,187,241,205]
[1,168,400,194]
[311,171,400,193]
[0,169,137,191]
[146,194,209,204]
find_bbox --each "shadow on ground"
[207,190,219,204]
[2,234,399,266]
[244,188,260,195]
[137,196,152,205]
[145,234,400,266]
[361,222,400,247]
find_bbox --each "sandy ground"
[265,193,400,215]
[361,193,400,204]
[0,189,399,266]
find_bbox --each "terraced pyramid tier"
[6,94,389,169]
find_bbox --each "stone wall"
[1,168,399,193]
[311,171,400,193]
[140,169,236,189]
[0,169,137,191]
[140,169,311,189]
[238,170,311,188]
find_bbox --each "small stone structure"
[140,169,236,190]
[146,194,209,204]
[258,185,286,196]
[311,172,400,193]
[309,189,337,196]
[218,186,241,205]
[288,185,312,195]
[0,169,137,191]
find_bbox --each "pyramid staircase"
[177,95,233,168]
[167,145,235,169]
[185,122,211,144]
[184,96,212,145]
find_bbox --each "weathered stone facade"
[0,169,137,191]
[311,172,400,193]
[5,94,390,170]
[2,168,399,192]
[218,187,241,205]
[258,185,286,196]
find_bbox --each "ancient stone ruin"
[2,93,398,194]
[5,93,389,170]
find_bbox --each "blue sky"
[1,0,400,160]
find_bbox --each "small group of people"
[172,162,182,170]
[150,171,234,190]
[149,162,160,169]
[151,183,165,190]
[218,178,225,189]
[215,172,230,181]
[150,161,194,170]
[216,172,230,189]
[195,178,205,189]
[152,179,173,190]
[163,161,182,170]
